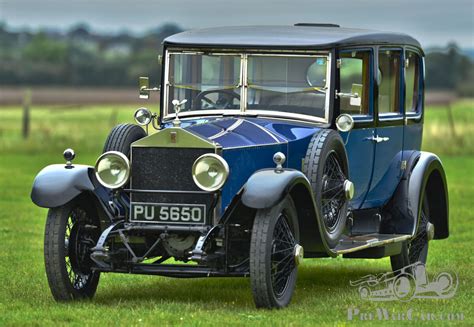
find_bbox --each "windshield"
[166,51,330,121]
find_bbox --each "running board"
[334,234,411,254]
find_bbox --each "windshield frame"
[163,49,332,124]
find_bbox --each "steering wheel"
[193,90,240,110]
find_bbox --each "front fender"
[31,164,95,208]
[240,168,334,256]
[241,169,310,209]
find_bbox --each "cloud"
[1,0,473,47]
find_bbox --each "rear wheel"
[250,196,301,309]
[391,193,431,272]
[44,197,101,301]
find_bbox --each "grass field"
[0,101,473,326]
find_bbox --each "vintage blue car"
[31,24,449,308]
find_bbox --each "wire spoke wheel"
[44,198,101,301]
[391,193,431,272]
[270,215,297,297]
[408,207,429,264]
[65,208,96,290]
[320,151,347,232]
[250,196,300,309]
[303,130,350,248]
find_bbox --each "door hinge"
[401,160,407,170]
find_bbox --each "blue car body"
[167,111,414,214]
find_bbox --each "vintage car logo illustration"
[350,262,458,302]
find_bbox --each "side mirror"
[139,77,150,99]
[336,114,354,132]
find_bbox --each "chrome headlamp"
[134,107,152,126]
[192,154,229,192]
[94,151,130,189]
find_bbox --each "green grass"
[0,102,473,326]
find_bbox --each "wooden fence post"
[109,107,118,127]
[446,103,457,139]
[22,88,31,139]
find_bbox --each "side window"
[339,50,371,115]
[405,51,421,114]
[378,49,402,115]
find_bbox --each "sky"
[1,0,473,48]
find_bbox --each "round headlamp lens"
[192,154,229,192]
[134,107,152,126]
[95,151,130,189]
[335,114,354,132]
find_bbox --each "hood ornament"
[172,99,187,127]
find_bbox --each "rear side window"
[339,50,371,115]
[405,51,421,114]
[378,49,402,115]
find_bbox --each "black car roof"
[164,25,422,51]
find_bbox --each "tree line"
[0,23,472,95]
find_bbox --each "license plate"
[130,202,206,224]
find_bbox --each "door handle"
[365,135,390,143]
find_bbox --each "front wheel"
[44,197,101,301]
[249,196,301,309]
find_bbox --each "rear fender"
[239,168,334,256]
[382,151,449,239]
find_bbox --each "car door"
[363,48,404,208]
[337,48,375,209]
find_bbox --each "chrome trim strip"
[208,118,244,140]
[324,52,331,122]
[243,110,327,123]
[167,47,331,55]
[405,113,422,120]
[241,53,248,112]
[126,189,211,194]
[163,110,327,124]
[163,51,171,117]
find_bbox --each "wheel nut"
[294,244,304,266]
[344,180,355,200]
[426,222,435,241]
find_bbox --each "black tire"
[391,193,430,272]
[303,129,350,248]
[44,197,101,301]
[103,123,146,156]
[250,196,300,309]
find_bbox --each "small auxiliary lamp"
[63,148,75,169]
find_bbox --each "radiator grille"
[130,147,212,191]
